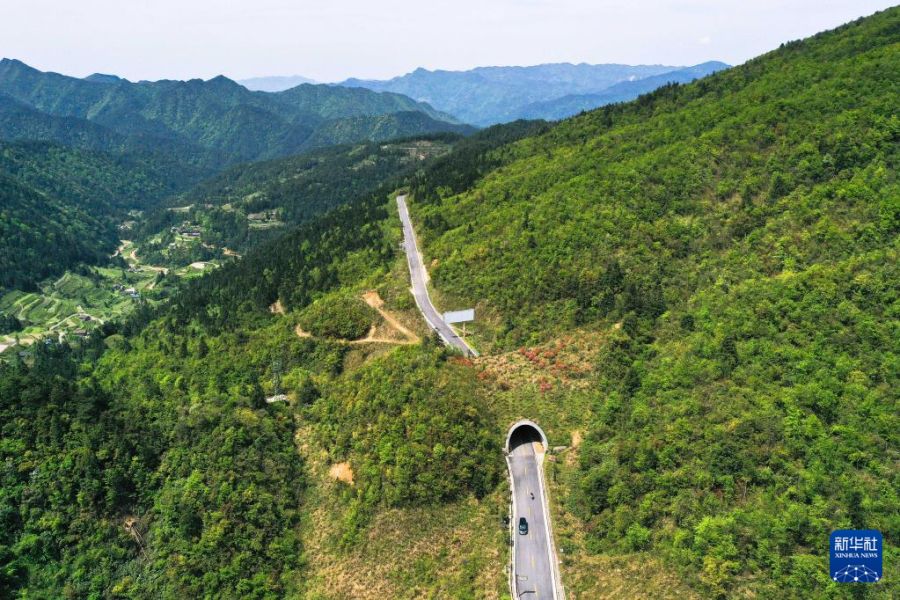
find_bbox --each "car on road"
[518,517,528,535]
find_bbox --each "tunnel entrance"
[505,419,548,453]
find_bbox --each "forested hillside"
[407,8,899,597]
[0,173,118,290]
[130,123,548,266]
[0,138,212,291]
[0,60,472,333]
[0,140,189,209]
[165,120,548,319]
[0,59,472,169]
[0,92,219,184]
[178,135,459,212]
[0,113,550,597]
[0,8,897,600]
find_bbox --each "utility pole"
[271,358,282,396]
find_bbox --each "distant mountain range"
[0,58,471,174]
[339,62,729,125]
[239,75,317,92]
[510,61,729,121]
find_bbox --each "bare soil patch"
[328,462,354,485]
[571,430,582,448]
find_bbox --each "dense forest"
[0,7,897,600]
[0,60,474,305]
[0,91,219,185]
[0,112,544,596]
[164,119,547,323]
[0,140,188,209]
[0,173,119,290]
[0,138,209,292]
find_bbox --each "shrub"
[297,293,375,339]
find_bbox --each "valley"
[0,237,215,354]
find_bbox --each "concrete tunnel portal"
[505,419,549,454]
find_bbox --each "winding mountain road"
[396,195,477,356]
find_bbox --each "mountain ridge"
[338,61,729,125]
[511,60,730,120]
[0,58,472,168]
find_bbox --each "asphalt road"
[509,439,556,599]
[396,195,477,356]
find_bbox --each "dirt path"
[120,241,169,274]
[348,325,417,345]
[360,290,419,343]
[290,290,419,345]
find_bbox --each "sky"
[1,1,894,83]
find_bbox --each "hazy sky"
[2,1,893,82]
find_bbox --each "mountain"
[511,61,729,120]
[402,8,899,597]
[0,90,216,183]
[0,140,193,210]
[339,62,695,125]
[0,59,473,168]
[0,172,118,291]
[0,139,200,289]
[1,7,898,600]
[239,74,317,91]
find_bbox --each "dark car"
[518,517,528,535]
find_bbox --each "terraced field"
[0,270,154,348]
[0,237,225,356]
